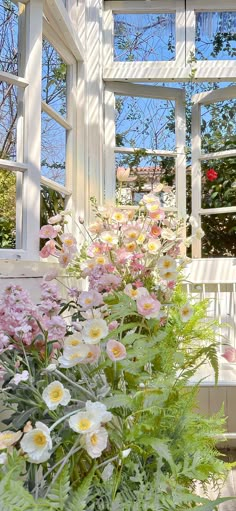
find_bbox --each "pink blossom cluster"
[39,213,77,267]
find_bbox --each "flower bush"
[0,193,234,510]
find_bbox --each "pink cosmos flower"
[59,250,73,268]
[222,347,236,363]
[116,248,133,264]
[48,214,62,224]
[149,209,165,221]
[60,233,77,252]
[136,295,161,319]
[150,224,162,238]
[78,290,103,310]
[39,225,58,239]
[81,344,101,364]
[39,240,56,258]
[97,274,122,292]
[106,339,127,361]
[108,320,119,331]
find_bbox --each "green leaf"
[66,466,95,511]
[190,496,235,511]
[103,394,133,409]
[47,463,70,510]
[141,438,176,474]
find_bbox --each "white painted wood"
[0,159,27,172]
[43,16,76,65]
[44,0,85,61]
[40,176,71,195]
[41,101,72,130]
[200,207,236,215]
[200,150,236,161]
[23,0,43,260]
[105,1,178,14]
[104,88,116,202]
[103,4,113,68]
[191,102,203,258]
[115,147,177,157]
[175,1,186,67]
[106,81,184,100]
[0,71,28,88]
[184,258,236,284]
[175,93,186,218]
[192,86,236,106]
[187,0,236,13]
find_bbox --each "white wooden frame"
[104,82,186,217]
[191,85,236,257]
[103,0,236,82]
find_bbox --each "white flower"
[121,448,131,459]
[44,363,57,373]
[100,231,118,245]
[195,227,205,240]
[82,318,108,344]
[10,370,29,386]
[58,344,90,368]
[180,304,193,322]
[64,333,83,349]
[69,411,100,434]
[42,381,71,410]
[161,228,176,241]
[0,430,22,449]
[158,256,176,272]
[20,422,52,463]
[48,214,62,224]
[124,284,149,301]
[146,239,161,254]
[80,308,102,320]
[0,453,7,465]
[85,401,112,424]
[159,269,178,282]
[85,427,108,458]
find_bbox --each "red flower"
[206,168,218,181]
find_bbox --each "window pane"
[115,95,175,151]
[115,153,176,206]
[42,40,67,117]
[201,99,236,154]
[196,12,236,60]
[0,0,18,75]
[201,157,236,209]
[0,169,16,248]
[201,214,236,257]
[114,13,175,61]
[0,81,17,160]
[41,112,66,185]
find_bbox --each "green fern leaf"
[66,466,95,511]
[190,496,235,510]
[47,463,71,510]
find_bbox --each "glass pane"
[201,157,236,209]
[0,169,16,248]
[196,12,236,60]
[0,82,17,160]
[114,13,175,61]
[201,214,236,257]
[115,153,176,206]
[115,95,175,151]
[201,99,236,154]
[0,0,18,75]
[42,40,67,117]
[41,112,66,185]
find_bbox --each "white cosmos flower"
[69,411,100,434]
[159,269,178,282]
[80,308,102,320]
[124,284,149,301]
[20,422,52,464]
[180,304,193,322]
[64,333,83,349]
[85,401,112,424]
[82,318,108,344]
[100,231,118,245]
[158,256,176,272]
[58,344,90,368]
[146,239,161,254]
[42,381,71,410]
[85,427,108,459]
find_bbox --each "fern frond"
[47,463,71,510]
[66,466,95,511]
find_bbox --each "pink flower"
[43,316,67,342]
[116,167,137,182]
[81,344,101,364]
[78,290,103,310]
[39,225,58,239]
[136,295,161,319]
[106,339,126,361]
[39,240,56,258]
[59,250,73,268]
[97,274,122,292]
[150,224,162,238]
[43,269,59,281]
[149,209,165,221]
[48,214,62,224]
[60,233,77,252]
[108,320,119,331]
[222,347,236,363]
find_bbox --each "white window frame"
[103,0,236,82]
[104,82,186,218]
[0,0,85,260]
[191,85,236,257]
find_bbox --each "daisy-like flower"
[124,241,137,253]
[39,225,58,239]
[64,333,83,348]
[123,226,140,241]
[81,344,101,364]
[145,202,161,213]
[85,401,112,424]
[159,269,178,282]
[112,210,127,223]
[100,231,118,245]
[136,295,161,319]
[82,318,108,344]
[94,255,109,266]
[124,284,148,300]
[60,233,77,251]
[149,209,165,221]
[48,214,62,224]
[137,232,146,244]
[85,427,108,458]
[158,256,176,272]
[58,344,90,368]
[42,381,71,410]
[146,239,161,254]
[106,339,127,361]
[59,250,73,268]
[0,430,22,450]
[69,411,100,434]
[20,422,52,463]
[78,290,103,310]
[10,370,29,386]
[179,304,193,323]
[142,194,159,205]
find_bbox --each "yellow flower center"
[90,328,101,339]
[0,433,15,441]
[112,347,122,357]
[49,386,64,402]
[164,272,172,278]
[131,289,138,297]
[78,418,92,431]
[96,257,106,264]
[91,433,98,446]
[114,213,123,221]
[182,307,190,316]
[143,303,152,310]
[69,352,81,360]
[33,432,47,447]
[163,261,171,268]
[70,339,81,346]
[85,298,92,304]
[65,239,73,246]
